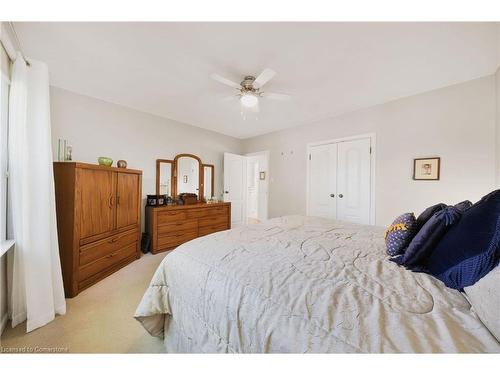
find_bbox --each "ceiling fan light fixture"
[240,93,258,108]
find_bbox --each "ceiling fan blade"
[262,92,291,100]
[211,73,241,89]
[253,68,276,89]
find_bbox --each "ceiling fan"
[211,68,291,113]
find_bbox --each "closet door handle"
[338,194,344,198]
[224,190,229,194]
[330,194,335,198]
[108,195,114,208]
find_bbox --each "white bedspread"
[134,215,500,353]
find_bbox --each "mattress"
[134,215,500,353]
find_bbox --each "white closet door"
[308,143,337,219]
[336,138,371,224]
[223,152,246,226]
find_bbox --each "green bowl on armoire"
[97,157,113,167]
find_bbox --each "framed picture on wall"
[413,157,440,180]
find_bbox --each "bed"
[134,215,500,353]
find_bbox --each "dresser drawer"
[158,219,198,235]
[79,229,137,266]
[157,230,198,249]
[79,242,137,282]
[186,205,229,219]
[157,210,187,224]
[198,215,228,228]
[199,223,228,237]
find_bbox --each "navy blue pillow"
[426,190,500,290]
[385,213,418,256]
[391,206,462,268]
[454,200,472,212]
[416,203,447,230]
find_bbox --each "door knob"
[330,194,335,198]
[338,194,344,198]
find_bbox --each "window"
[0,70,9,247]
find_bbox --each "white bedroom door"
[308,143,337,219]
[223,152,246,227]
[336,138,371,224]
[307,137,372,224]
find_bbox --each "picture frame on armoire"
[413,157,440,180]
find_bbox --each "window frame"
[0,70,14,256]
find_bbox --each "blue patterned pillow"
[385,213,418,256]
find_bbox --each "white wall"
[243,75,497,226]
[50,86,243,230]
[496,66,500,186]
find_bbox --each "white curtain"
[7,53,66,332]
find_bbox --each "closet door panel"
[78,169,116,239]
[116,172,141,229]
[336,138,371,224]
[308,144,337,219]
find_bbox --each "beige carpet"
[0,252,168,353]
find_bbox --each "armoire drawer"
[157,230,198,249]
[199,223,228,237]
[79,242,137,282]
[79,229,137,266]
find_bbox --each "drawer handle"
[108,238,118,244]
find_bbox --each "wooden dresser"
[53,162,142,297]
[146,202,231,254]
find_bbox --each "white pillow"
[464,265,500,342]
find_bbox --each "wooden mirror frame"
[202,164,215,199]
[172,153,203,200]
[156,159,174,196]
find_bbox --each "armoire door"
[116,172,140,229]
[336,138,371,224]
[308,143,337,219]
[78,168,116,239]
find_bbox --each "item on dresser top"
[147,194,167,206]
[53,162,142,297]
[179,193,198,205]
[391,203,465,269]
[385,213,417,256]
[427,190,500,290]
[97,156,113,166]
[117,159,128,168]
[464,265,500,341]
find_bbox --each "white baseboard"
[0,312,8,336]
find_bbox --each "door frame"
[306,133,376,225]
[245,150,270,221]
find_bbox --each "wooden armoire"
[53,162,142,297]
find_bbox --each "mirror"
[174,154,201,197]
[156,154,214,201]
[156,159,174,196]
[203,164,214,199]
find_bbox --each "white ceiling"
[14,22,499,139]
